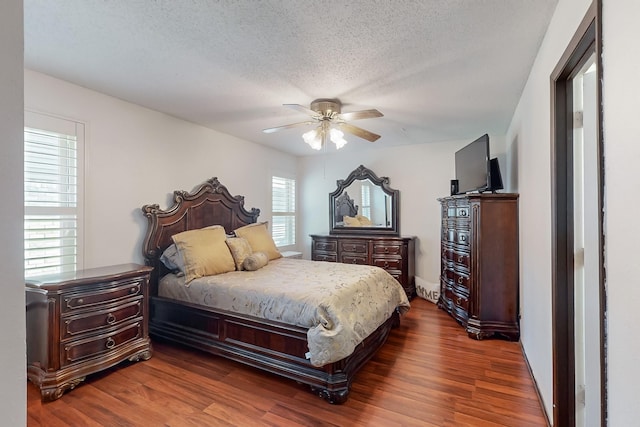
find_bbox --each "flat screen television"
[454,134,503,194]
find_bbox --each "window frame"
[270,174,296,250]
[24,111,85,278]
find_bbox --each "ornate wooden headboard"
[141,177,260,295]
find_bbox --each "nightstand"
[26,263,153,401]
[281,251,303,259]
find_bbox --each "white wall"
[505,0,608,422]
[602,0,640,424]
[24,70,298,267]
[0,2,26,425]
[298,135,507,286]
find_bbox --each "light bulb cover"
[330,128,348,149]
[302,128,322,150]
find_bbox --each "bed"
[141,177,409,403]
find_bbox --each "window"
[24,112,84,278]
[361,182,371,219]
[271,176,295,247]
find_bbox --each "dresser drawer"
[372,243,403,256]
[62,278,143,313]
[339,240,368,254]
[61,299,143,339]
[453,250,470,269]
[372,257,403,271]
[341,254,368,265]
[442,244,454,263]
[451,291,469,313]
[62,321,143,366]
[456,230,470,247]
[456,207,470,219]
[313,240,337,253]
[314,253,337,262]
[445,287,469,325]
[453,271,470,293]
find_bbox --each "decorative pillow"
[225,237,253,270]
[233,222,282,261]
[171,226,235,284]
[343,215,361,226]
[160,243,185,272]
[243,251,269,271]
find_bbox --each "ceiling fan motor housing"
[311,99,341,118]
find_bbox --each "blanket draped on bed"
[159,258,410,366]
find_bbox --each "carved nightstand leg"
[41,376,86,401]
[129,347,152,362]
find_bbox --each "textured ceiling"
[24,0,557,156]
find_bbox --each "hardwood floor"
[27,298,548,426]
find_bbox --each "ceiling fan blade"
[338,109,384,121]
[338,123,381,142]
[283,104,322,118]
[262,121,315,134]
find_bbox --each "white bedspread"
[159,258,410,366]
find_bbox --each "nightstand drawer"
[62,299,143,339]
[62,278,143,313]
[62,321,143,365]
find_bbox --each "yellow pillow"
[343,215,361,226]
[171,227,235,283]
[226,237,253,270]
[356,215,372,226]
[233,222,282,261]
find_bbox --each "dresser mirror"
[329,165,399,235]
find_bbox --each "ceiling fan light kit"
[263,98,383,151]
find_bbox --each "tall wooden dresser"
[437,193,519,340]
[26,263,153,401]
[311,234,416,298]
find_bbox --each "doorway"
[550,2,605,426]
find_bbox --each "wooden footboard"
[149,296,400,404]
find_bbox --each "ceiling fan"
[262,98,383,150]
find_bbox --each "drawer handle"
[352,259,357,264]
[77,298,84,305]
[106,313,116,324]
[460,235,467,242]
[105,337,116,349]
[383,261,389,269]
[384,247,389,254]
[130,287,138,294]
[457,277,464,284]
[458,256,464,263]
[456,297,462,305]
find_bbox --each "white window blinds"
[24,113,84,278]
[361,182,371,219]
[271,176,296,247]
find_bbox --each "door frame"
[550,1,605,425]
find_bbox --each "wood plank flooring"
[27,298,548,426]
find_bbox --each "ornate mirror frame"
[329,165,400,235]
